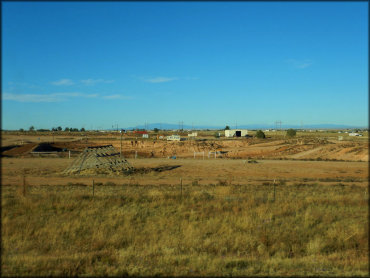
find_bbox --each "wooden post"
[92,179,95,197]
[68,150,71,159]
[22,175,26,196]
[202,151,204,160]
[120,132,123,157]
[273,179,276,202]
[135,151,137,159]
[180,178,183,199]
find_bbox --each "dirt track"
[1,157,368,188]
[2,137,368,161]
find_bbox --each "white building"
[225,129,248,138]
[167,135,181,141]
[188,132,198,137]
[142,134,149,138]
[349,133,362,137]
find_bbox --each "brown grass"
[2,182,368,276]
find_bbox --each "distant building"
[188,132,198,137]
[133,130,148,135]
[167,135,181,141]
[142,134,149,138]
[349,133,362,137]
[225,129,248,138]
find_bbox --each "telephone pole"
[275,121,282,130]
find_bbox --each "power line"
[275,121,282,130]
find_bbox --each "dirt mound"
[1,141,103,157]
[52,141,101,152]
[33,143,64,152]
[3,138,367,162]
[1,143,38,157]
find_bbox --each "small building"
[133,130,148,135]
[142,134,149,138]
[167,135,181,141]
[225,129,248,138]
[349,132,360,136]
[188,132,198,137]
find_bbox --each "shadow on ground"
[131,165,182,174]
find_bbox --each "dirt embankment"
[109,139,368,161]
[2,138,368,161]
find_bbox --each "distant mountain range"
[118,123,367,131]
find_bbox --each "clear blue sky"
[2,1,368,130]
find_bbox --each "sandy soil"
[2,133,368,188]
[2,134,368,161]
[1,157,368,188]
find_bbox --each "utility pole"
[275,121,282,131]
[120,130,123,157]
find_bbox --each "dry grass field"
[1,132,369,276]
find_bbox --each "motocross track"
[2,134,368,188]
[2,137,367,162]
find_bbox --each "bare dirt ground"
[1,133,368,161]
[2,157,368,188]
[1,132,368,188]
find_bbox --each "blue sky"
[2,1,368,130]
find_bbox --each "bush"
[256,130,265,138]
[286,129,296,137]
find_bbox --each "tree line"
[21,126,85,132]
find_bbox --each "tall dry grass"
[2,182,368,276]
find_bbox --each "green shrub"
[286,129,297,137]
[255,130,266,139]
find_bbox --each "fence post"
[203,151,204,160]
[92,179,95,197]
[22,175,26,196]
[273,179,276,202]
[120,132,123,157]
[180,177,183,200]
[69,150,71,159]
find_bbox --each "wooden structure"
[63,145,133,174]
